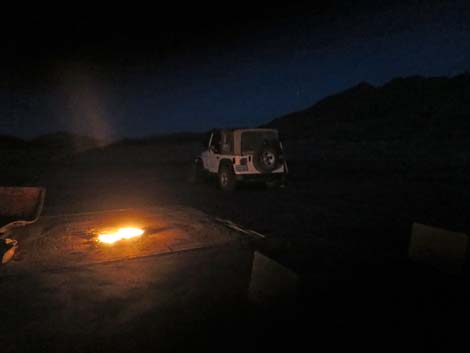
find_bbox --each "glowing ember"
[98,227,144,244]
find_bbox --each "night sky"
[1,1,470,140]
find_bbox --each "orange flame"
[98,227,144,244]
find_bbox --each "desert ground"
[2,139,470,352]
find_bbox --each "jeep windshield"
[241,130,279,154]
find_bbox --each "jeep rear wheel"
[218,164,236,191]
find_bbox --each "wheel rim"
[262,151,276,167]
[220,172,228,186]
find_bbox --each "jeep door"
[206,131,221,173]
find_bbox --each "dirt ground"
[2,145,470,352]
[36,158,469,272]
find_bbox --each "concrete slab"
[5,206,243,272]
[0,206,255,352]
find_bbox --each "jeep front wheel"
[218,164,236,191]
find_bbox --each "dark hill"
[266,73,470,141]
[112,132,207,147]
[0,135,27,149]
[31,132,103,152]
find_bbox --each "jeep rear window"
[241,131,278,153]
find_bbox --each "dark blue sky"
[1,1,470,139]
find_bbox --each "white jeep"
[191,128,288,191]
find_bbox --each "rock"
[248,251,298,306]
[409,223,468,274]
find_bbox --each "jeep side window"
[220,131,233,154]
[210,130,221,153]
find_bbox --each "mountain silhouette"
[266,73,470,142]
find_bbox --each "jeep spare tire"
[253,142,282,173]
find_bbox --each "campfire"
[98,227,144,244]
